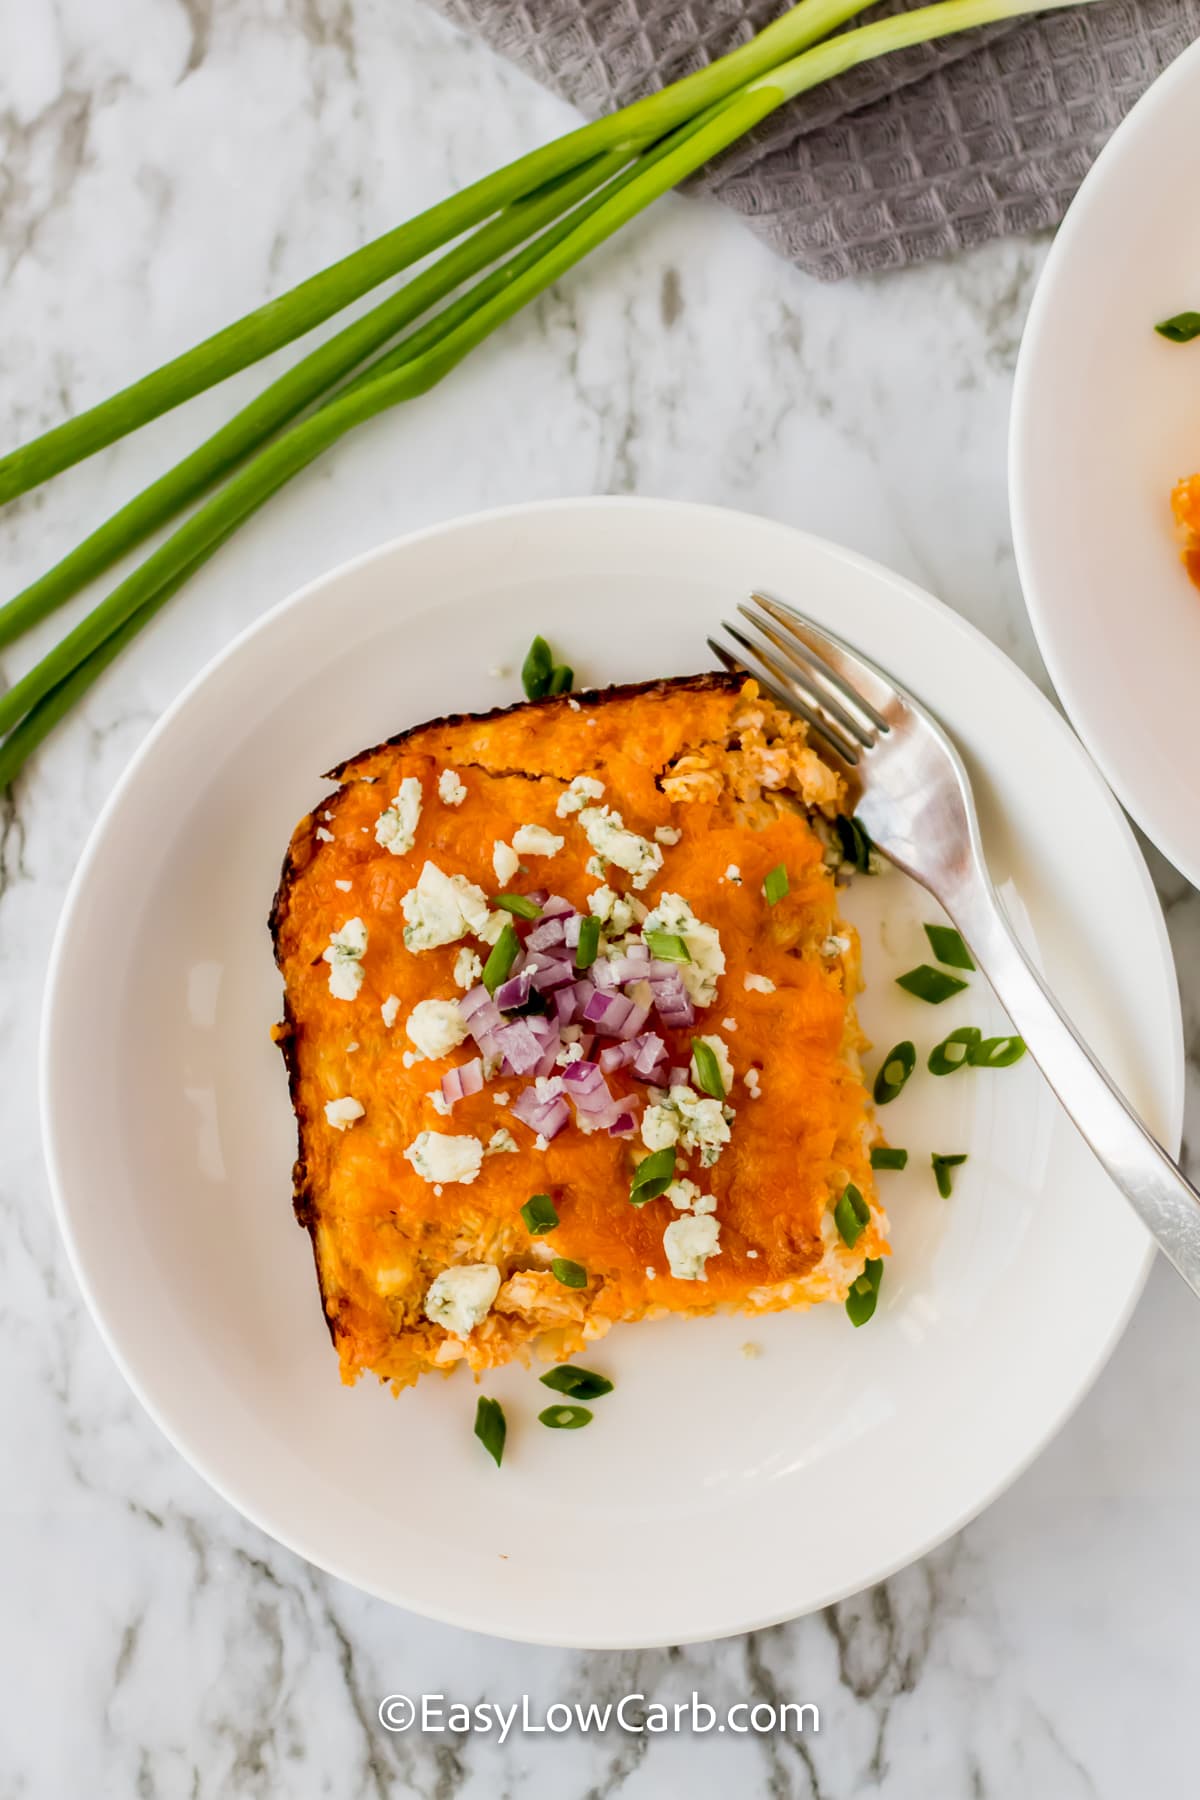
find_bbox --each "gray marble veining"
[2,3,1198,1795]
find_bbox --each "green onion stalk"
[0,0,1100,791]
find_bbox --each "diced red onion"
[512,1087,570,1138]
[615,1000,650,1041]
[608,1098,643,1137]
[525,889,549,905]
[459,984,494,1020]
[526,1013,558,1044]
[668,1065,689,1087]
[631,1032,666,1076]
[553,987,578,1025]
[591,958,618,991]
[440,1057,484,1108]
[495,1019,546,1075]
[541,894,574,918]
[642,1058,670,1087]
[533,1040,562,1079]
[529,958,575,993]
[527,916,566,951]
[583,990,634,1035]
[564,914,583,947]
[494,968,535,1011]
[608,955,650,984]
[562,1058,603,1090]
[466,998,506,1046]
[599,1042,637,1073]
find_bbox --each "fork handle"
[949,879,1200,1294]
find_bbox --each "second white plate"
[1011,37,1200,886]
[42,498,1181,1647]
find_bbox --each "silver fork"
[711,591,1200,1297]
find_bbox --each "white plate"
[1011,38,1200,886]
[42,498,1181,1648]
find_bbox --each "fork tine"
[710,630,859,768]
[747,592,895,733]
[735,602,874,748]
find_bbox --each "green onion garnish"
[521,1193,559,1235]
[493,892,542,920]
[644,929,690,962]
[629,1147,675,1205]
[834,1182,870,1249]
[763,863,789,906]
[969,1034,1027,1069]
[928,1026,982,1076]
[482,920,521,994]
[538,1404,593,1430]
[895,964,969,1005]
[1155,311,1200,344]
[551,1257,588,1288]
[473,1395,506,1467]
[845,1258,883,1327]
[835,813,874,873]
[539,1365,613,1400]
[922,922,975,971]
[547,663,575,695]
[931,1152,968,1198]
[521,635,554,699]
[870,1146,908,1170]
[690,1037,726,1100]
[872,1041,915,1105]
[575,914,601,970]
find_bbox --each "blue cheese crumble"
[375,776,422,855]
[404,1131,485,1185]
[663,1213,721,1280]
[423,1263,501,1336]
[323,917,368,1001]
[641,1083,733,1167]
[401,862,490,951]
[556,774,605,819]
[577,805,663,890]
[437,768,467,806]
[324,1095,365,1131]
[405,998,469,1060]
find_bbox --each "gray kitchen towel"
[428,0,1200,278]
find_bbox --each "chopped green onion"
[763,863,789,906]
[482,921,521,994]
[845,1258,883,1328]
[833,1183,870,1249]
[931,1152,968,1198]
[540,1365,613,1400]
[1155,311,1200,344]
[630,1147,675,1205]
[521,635,554,699]
[520,1193,559,1235]
[835,813,874,872]
[538,1404,593,1430]
[870,1145,908,1171]
[928,1026,982,1076]
[690,1037,726,1100]
[493,892,542,920]
[969,1034,1027,1069]
[922,922,975,971]
[895,964,969,1005]
[547,663,575,695]
[473,1395,506,1467]
[872,1041,915,1105]
[575,914,601,970]
[551,1257,588,1288]
[644,929,690,962]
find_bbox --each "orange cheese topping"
[271,675,886,1389]
[1171,473,1200,591]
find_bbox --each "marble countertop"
[3,4,1197,1795]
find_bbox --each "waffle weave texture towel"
[427,0,1200,279]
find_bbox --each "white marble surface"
[2,3,1198,1795]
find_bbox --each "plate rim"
[40,494,1183,1646]
[1009,34,1200,888]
